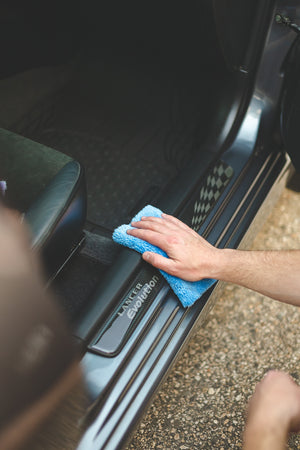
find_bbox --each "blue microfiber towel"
[112,205,216,307]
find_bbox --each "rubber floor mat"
[35,128,177,229]
[26,57,228,230]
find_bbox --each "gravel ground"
[127,177,300,449]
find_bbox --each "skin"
[244,370,300,450]
[128,213,300,306]
[0,207,83,448]
[127,213,300,448]
[2,209,300,447]
[0,207,43,281]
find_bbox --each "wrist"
[207,248,240,281]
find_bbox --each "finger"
[127,228,170,251]
[133,214,190,235]
[4,209,32,246]
[131,218,172,235]
[142,251,177,275]
[137,214,195,236]
[161,213,197,235]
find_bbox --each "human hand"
[127,213,221,281]
[0,207,42,281]
[246,370,300,435]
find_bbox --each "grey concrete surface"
[127,179,300,449]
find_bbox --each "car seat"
[0,128,87,276]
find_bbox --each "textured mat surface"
[53,253,107,322]
[26,56,227,230]
[53,230,117,322]
[34,128,177,229]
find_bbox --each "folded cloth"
[112,205,216,307]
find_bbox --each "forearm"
[212,249,300,306]
[127,215,300,306]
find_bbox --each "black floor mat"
[26,55,226,230]
[33,127,177,229]
[53,230,120,322]
[53,252,107,323]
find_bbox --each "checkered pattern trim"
[191,162,234,231]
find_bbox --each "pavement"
[127,176,300,449]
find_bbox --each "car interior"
[1,0,299,448]
[0,0,260,323]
